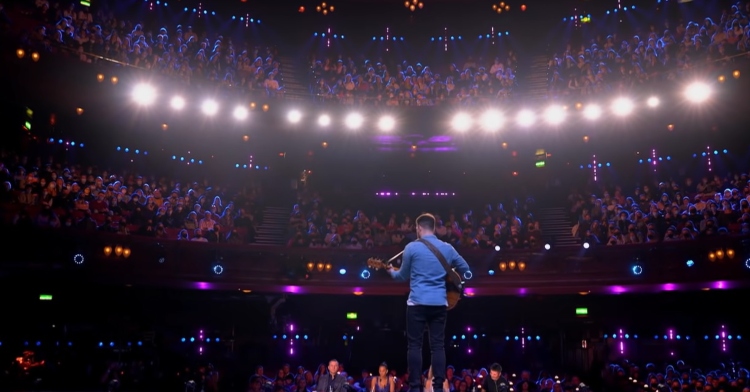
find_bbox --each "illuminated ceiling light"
[684,82,711,103]
[201,99,219,116]
[582,104,602,120]
[344,113,364,129]
[492,1,511,13]
[405,0,423,11]
[170,96,186,110]
[233,106,249,120]
[318,114,331,127]
[16,48,25,58]
[611,97,634,117]
[131,83,157,105]
[479,109,504,132]
[287,109,302,123]
[378,115,396,132]
[647,96,660,108]
[31,52,40,62]
[516,109,536,127]
[316,2,334,15]
[451,112,473,132]
[543,105,566,125]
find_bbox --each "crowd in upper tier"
[547,2,750,99]
[20,0,285,98]
[8,1,748,105]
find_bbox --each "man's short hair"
[490,363,503,373]
[416,213,436,231]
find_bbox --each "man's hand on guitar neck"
[386,266,400,273]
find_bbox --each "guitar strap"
[417,239,456,280]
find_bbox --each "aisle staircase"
[254,206,290,246]
[537,206,579,248]
[518,54,551,102]
[277,54,312,101]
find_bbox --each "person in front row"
[316,359,348,392]
[481,363,509,392]
[388,213,471,392]
[370,362,396,392]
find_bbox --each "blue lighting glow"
[625,334,630,339]
[213,264,224,275]
[461,335,466,340]
[181,338,185,342]
[282,334,287,339]
[603,334,608,339]
[339,268,346,275]
[190,337,195,342]
[514,336,519,340]
[488,269,495,276]
[686,260,695,267]
[632,265,643,275]
[360,270,371,279]
[613,334,617,338]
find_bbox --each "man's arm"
[389,243,412,281]
[449,246,471,278]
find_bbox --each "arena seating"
[546,5,750,99]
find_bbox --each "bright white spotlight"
[646,96,660,108]
[378,115,396,132]
[170,96,185,110]
[480,109,504,132]
[287,110,302,123]
[583,104,602,120]
[233,106,248,120]
[611,97,634,116]
[132,83,157,105]
[318,114,331,127]
[684,82,711,103]
[451,112,473,132]
[516,109,536,127]
[543,105,566,125]
[201,99,219,116]
[344,113,364,129]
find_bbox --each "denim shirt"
[390,234,471,306]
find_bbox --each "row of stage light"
[130,81,716,133]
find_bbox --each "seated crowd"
[309,52,518,106]
[0,153,259,243]
[548,3,750,98]
[19,1,284,97]
[287,190,541,250]
[569,173,750,246]
[248,360,749,392]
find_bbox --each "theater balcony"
[3,227,749,296]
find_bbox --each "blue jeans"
[406,305,447,392]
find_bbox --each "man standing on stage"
[388,213,471,392]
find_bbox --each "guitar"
[367,255,465,311]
